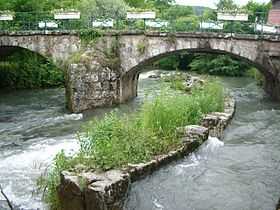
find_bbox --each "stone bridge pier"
[1,32,280,113]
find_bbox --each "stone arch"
[119,34,266,74]
[119,46,269,103]
[128,48,268,75]
[0,33,81,66]
[0,45,67,98]
[0,45,50,61]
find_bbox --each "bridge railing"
[0,11,279,36]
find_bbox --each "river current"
[0,71,279,210]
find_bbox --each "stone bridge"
[1,31,280,112]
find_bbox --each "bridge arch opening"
[120,49,267,103]
[0,46,65,90]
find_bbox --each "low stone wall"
[201,97,235,139]
[57,97,236,210]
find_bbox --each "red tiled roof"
[268,9,280,25]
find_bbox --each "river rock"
[84,170,130,210]
[58,171,85,210]
[224,97,236,117]
[148,74,161,79]
[177,125,209,145]
[277,198,280,210]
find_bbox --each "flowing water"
[0,71,279,210]
[125,76,280,210]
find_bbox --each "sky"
[175,0,271,8]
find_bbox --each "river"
[0,71,279,210]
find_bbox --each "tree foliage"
[148,0,175,12]
[216,0,238,10]
[0,50,64,89]
[79,0,127,19]
[189,54,251,77]
[124,0,146,8]
[163,5,194,19]
[243,0,271,22]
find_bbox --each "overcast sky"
[176,0,271,8]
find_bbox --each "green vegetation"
[246,67,264,86]
[162,72,192,91]
[154,53,256,78]
[40,79,224,209]
[0,50,64,89]
[189,54,251,77]
[79,29,103,46]
[0,0,271,32]
[137,41,146,55]
[155,55,180,70]
[0,0,128,18]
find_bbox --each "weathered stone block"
[58,171,85,210]
[201,98,236,138]
[84,170,130,210]
[177,125,209,144]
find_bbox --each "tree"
[79,0,128,19]
[202,8,217,20]
[189,54,250,77]
[243,0,271,23]
[163,5,194,20]
[147,0,174,12]
[4,0,43,12]
[124,0,146,8]
[216,0,238,11]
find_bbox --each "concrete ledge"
[58,97,236,210]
